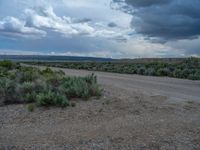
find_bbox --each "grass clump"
[70,102,76,107]
[27,104,35,112]
[36,91,69,107]
[0,60,14,69]
[0,60,102,108]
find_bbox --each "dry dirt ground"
[0,67,200,150]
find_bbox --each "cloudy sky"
[0,0,199,58]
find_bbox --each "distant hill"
[114,58,195,64]
[0,55,113,62]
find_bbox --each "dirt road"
[0,67,200,150]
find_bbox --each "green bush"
[27,104,35,112]
[157,68,171,76]
[188,71,200,80]
[24,92,37,103]
[181,69,191,79]
[61,74,101,100]
[0,60,13,69]
[16,82,36,103]
[41,67,54,75]
[84,73,97,84]
[0,78,6,105]
[1,79,18,104]
[17,68,39,83]
[36,91,69,107]
[145,68,156,76]
[137,67,146,75]
[62,77,89,99]
[173,69,182,78]
[34,79,47,93]
[18,82,35,93]
[46,74,63,88]
[0,63,102,108]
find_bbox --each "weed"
[27,104,35,112]
[70,102,76,107]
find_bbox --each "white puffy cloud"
[0,4,129,41]
[0,16,46,39]
[24,5,128,40]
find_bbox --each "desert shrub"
[16,82,37,103]
[18,82,35,93]
[129,66,137,74]
[55,94,69,107]
[42,68,65,89]
[36,91,69,107]
[0,60,13,69]
[88,83,102,98]
[0,79,18,104]
[145,68,156,76]
[61,74,101,100]
[0,62,102,107]
[41,67,54,75]
[84,73,97,84]
[7,70,17,80]
[173,68,195,79]
[46,74,63,87]
[188,71,200,80]
[62,77,89,99]
[34,79,47,93]
[86,75,102,98]
[157,68,171,76]
[173,69,182,78]
[24,92,37,103]
[17,67,39,83]
[0,67,9,77]
[27,104,35,112]
[0,78,6,105]
[181,69,191,79]
[27,57,200,80]
[137,67,146,75]
[55,70,65,76]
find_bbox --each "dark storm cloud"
[108,22,117,28]
[123,0,171,7]
[72,18,92,23]
[113,0,200,41]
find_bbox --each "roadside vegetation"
[0,60,102,108]
[28,57,200,80]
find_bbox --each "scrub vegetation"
[0,60,102,107]
[29,57,200,80]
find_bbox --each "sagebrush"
[0,60,102,107]
[28,57,200,80]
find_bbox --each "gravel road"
[0,67,200,150]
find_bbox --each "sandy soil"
[0,67,200,150]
